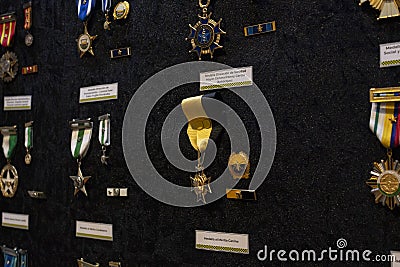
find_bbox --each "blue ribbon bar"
[244,21,276,37]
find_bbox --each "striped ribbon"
[370,101,400,148]
[3,253,17,267]
[24,122,33,151]
[1,128,17,160]
[0,14,16,47]
[71,122,92,159]
[102,0,111,12]
[98,116,110,146]
[77,0,96,21]
[23,2,32,31]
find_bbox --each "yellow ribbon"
[181,96,212,153]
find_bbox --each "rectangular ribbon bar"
[226,189,257,200]
[244,21,276,37]
[110,47,131,58]
[370,87,400,102]
[22,65,38,75]
[0,13,16,47]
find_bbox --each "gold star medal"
[77,22,97,58]
[0,126,19,198]
[367,87,400,210]
[69,119,93,197]
[76,0,97,58]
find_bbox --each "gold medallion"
[367,152,400,210]
[24,153,31,165]
[228,152,250,179]
[113,1,130,20]
[0,163,18,198]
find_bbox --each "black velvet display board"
[1,0,400,266]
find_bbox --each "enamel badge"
[187,0,226,60]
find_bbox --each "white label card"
[2,212,29,230]
[4,96,32,111]
[76,220,113,241]
[79,82,118,103]
[200,66,253,91]
[391,251,400,267]
[195,230,249,254]
[380,41,400,68]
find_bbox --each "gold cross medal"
[0,126,19,198]
[367,87,400,210]
[76,0,97,58]
[69,119,93,197]
[186,0,226,60]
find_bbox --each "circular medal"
[25,153,32,165]
[378,170,400,196]
[25,33,33,46]
[113,1,130,20]
[78,33,91,53]
[0,163,19,198]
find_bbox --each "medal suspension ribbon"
[102,0,111,13]
[181,95,213,171]
[1,127,17,163]
[23,2,32,31]
[98,115,110,148]
[24,122,33,155]
[0,13,16,47]
[370,101,400,149]
[77,0,96,21]
[70,121,93,163]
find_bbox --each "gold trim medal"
[186,0,226,60]
[69,119,93,197]
[0,126,18,198]
[76,0,97,58]
[367,87,400,210]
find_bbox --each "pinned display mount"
[359,0,400,20]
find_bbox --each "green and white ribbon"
[0,126,17,160]
[98,114,110,147]
[70,119,93,160]
[24,121,33,151]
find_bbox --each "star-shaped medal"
[76,23,97,58]
[2,170,13,192]
[70,167,91,196]
[191,172,211,204]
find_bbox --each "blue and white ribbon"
[76,0,96,21]
[102,0,111,13]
